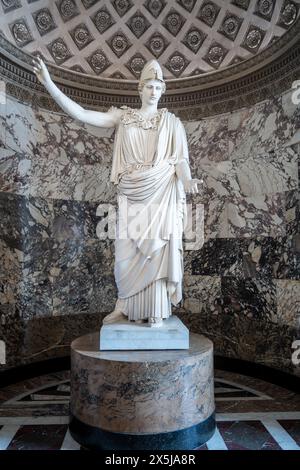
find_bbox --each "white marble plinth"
[99,315,189,350]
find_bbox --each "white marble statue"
[33,58,201,328]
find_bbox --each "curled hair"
[138,80,166,95]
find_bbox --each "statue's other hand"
[32,56,51,86]
[184,178,203,194]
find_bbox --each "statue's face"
[140,79,163,106]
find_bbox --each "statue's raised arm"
[32,57,121,128]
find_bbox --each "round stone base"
[70,332,215,450]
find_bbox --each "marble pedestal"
[70,332,215,450]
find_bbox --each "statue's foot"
[148,317,163,328]
[102,310,127,325]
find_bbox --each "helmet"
[138,60,166,93]
[139,60,164,83]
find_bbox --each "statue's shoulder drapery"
[110,107,188,184]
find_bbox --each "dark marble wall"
[0,91,299,375]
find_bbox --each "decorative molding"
[176,0,197,14]
[126,10,151,38]
[197,1,221,28]
[32,8,57,37]
[145,32,170,58]
[254,0,275,22]
[55,0,80,23]
[218,12,243,41]
[106,30,132,58]
[182,26,207,54]
[91,6,115,35]
[241,25,266,54]
[69,23,94,51]
[231,0,250,11]
[8,18,33,48]
[47,37,73,65]
[277,0,299,29]
[125,53,147,78]
[162,8,186,36]
[144,0,167,19]
[111,0,134,18]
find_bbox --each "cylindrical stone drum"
[69,332,215,450]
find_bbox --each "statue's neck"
[139,103,158,118]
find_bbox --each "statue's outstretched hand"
[184,178,203,194]
[32,57,51,86]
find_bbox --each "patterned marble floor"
[0,369,299,451]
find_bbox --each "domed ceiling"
[0,0,299,80]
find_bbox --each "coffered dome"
[1,0,300,117]
[0,0,299,79]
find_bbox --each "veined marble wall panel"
[183,274,221,316]
[50,238,116,317]
[0,148,32,194]
[177,308,297,372]
[0,98,116,201]
[233,148,298,197]
[274,280,300,328]
[189,149,298,202]
[0,86,299,374]
[190,236,300,280]
[227,98,298,159]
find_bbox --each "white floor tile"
[0,424,19,450]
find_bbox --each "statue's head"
[138,60,166,104]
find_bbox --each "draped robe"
[110,107,189,320]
